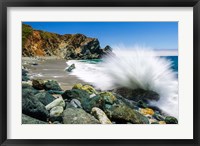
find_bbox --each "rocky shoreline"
[22,60,178,124]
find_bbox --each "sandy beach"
[22,57,86,90]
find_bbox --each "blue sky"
[23,22,178,50]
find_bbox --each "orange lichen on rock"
[139,108,155,115]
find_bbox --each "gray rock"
[63,107,100,124]
[44,80,62,91]
[49,106,64,122]
[66,64,75,72]
[91,107,112,124]
[104,104,149,124]
[62,89,103,112]
[61,89,90,101]
[34,92,55,106]
[45,97,65,111]
[22,114,47,124]
[70,99,82,108]
[50,106,64,117]
[22,90,49,121]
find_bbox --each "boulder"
[62,107,100,124]
[72,83,97,95]
[22,90,49,121]
[45,97,65,111]
[81,95,104,112]
[104,104,149,124]
[44,80,62,91]
[32,79,45,90]
[22,114,47,124]
[22,69,30,81]
[114,88,160,102]
[22,86,39,96]
[62,89,113,112]
[70,99,82,108]
[66,63,75,72]
[153,113,165,121]
[49,106,64,122]
[22,69,29,76]
[91,107,112,124]
[34,92,55,106]
[61,89,90,101]
[99,92,116,105]
[165,116,178,124]
[113,93,138,109]
[22,75,30,81]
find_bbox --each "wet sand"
[22,57,86,90]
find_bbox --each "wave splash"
[67,48,178,118]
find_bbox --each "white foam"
[66,48,178,118]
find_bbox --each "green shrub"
[22,24,33,48]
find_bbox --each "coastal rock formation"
[22,24,113,59]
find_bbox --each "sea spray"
[66,48,178,118]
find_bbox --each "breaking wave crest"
[67,48,178,118]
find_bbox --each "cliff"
[22,24,113,59]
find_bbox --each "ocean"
[79,56,178,72]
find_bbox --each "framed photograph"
[0,0,199,145]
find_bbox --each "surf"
[66,48,178,118]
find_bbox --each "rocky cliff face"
[22,24,113,59]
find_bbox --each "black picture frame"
[0,0,199,146]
